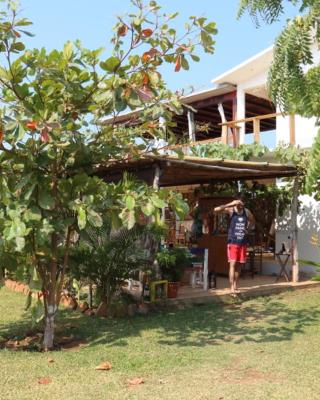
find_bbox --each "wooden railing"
[219,112,296,147]
[157,112,295,153]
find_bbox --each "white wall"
[276,113,318,147]
[262,194,320,278]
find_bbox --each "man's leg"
[234,263,241,292]
[229,260,236,293]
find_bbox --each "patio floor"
[173,275,320,305]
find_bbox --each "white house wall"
[234,45,320,277]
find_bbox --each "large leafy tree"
[238,0,320,195]
[0,0,217,349]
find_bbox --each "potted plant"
[156,247,192,298]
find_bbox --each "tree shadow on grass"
[1,290,320,350]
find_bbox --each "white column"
[187,110,196,141]
[237,87,245,144]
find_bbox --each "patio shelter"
[95,154,299,282]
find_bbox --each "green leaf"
[125,195,135,210]
[15,237,25,252]
[191,54,200,62]
[77,207,86,230]
[93,90,113,103]
[204,22,218,34]
[11,42,25,52]
[15,173,33,191]
[63,42,73,60]
[24,207,42,222]
[15,18,33,27]
[127,210,135,230]
[87,209,103,227]
[100,56,121,72]
[148,71,160,86]
[181,56,189,70]
[38,192,55,210]
[151,196,166,209]
[0,67,9,79]
[141,201,155,216]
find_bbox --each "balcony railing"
[159,112,295,153]
[219,112,295,147]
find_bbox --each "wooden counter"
[197,234,229,275]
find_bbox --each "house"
[102,44,320,281]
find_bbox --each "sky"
[21,0,298,92]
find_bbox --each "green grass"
[1,287,320,400]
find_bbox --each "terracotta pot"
[167,282,179,299]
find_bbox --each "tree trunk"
[43,232,59,351]
[43,298,57,351]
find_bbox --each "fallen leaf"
[95,361,112,371]
[38,377,52,385]
[127,377,144,386]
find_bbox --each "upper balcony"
[103,84,307,153]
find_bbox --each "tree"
[238,0,320,194]
[0,0,217,349]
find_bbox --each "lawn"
[1,287,320,400]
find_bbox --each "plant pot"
[167,282,179,299]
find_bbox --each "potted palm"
[156,247,191,298]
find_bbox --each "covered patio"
[97,154,303,301]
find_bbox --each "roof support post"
[237,88,245,144]
[153,164,161,189]
[253,118,260,143]
[218,103,228,144]
[187,109,196,142]
[291,176,299,283]
[289,114,296,145]
[151,164,162,278]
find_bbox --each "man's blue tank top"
[228,208,248,245]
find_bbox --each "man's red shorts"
[227,244,247,264]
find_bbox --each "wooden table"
[275,252,291,282]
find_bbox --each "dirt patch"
[0,333,42,351]
[56,335,88,351]
[219,366,280,385]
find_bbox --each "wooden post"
[221,125,228,144]
[291,177,299,283]
[152,164,161,278]
[153,164,161,189]
[289,114,296,145]
[253,118,260,143]
[218,103,228,145]
[187,110,196,142]
[203,248,209,291]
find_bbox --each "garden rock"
[96,302,108,317]
[60,294,78,310]
[79,301,89,313]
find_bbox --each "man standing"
[214,195,255,296]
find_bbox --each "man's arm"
[214,200,242,215]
